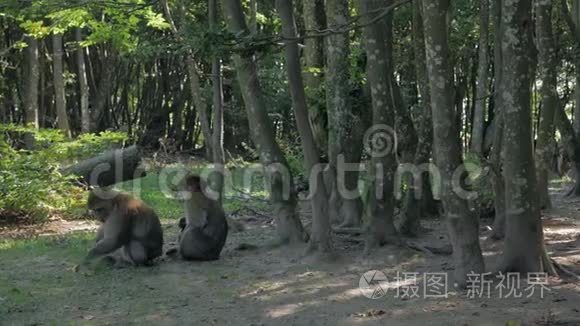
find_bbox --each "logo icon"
[364,124,397,158]
[359,270,388,299]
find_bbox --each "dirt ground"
[1,189,580,325]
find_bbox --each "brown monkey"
[174,174,228,261]
[85,189,163,266]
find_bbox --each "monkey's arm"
[95,225,105,243]
[85,214,127,261]
[178,217,187,231]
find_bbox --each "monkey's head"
[182,174,204,193]
[87,188,119,222]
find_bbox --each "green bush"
[0,124,128,221]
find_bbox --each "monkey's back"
[180,203,228,261]
[122,196,164,257]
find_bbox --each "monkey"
[172,174,228,261]
[84,189,164,266]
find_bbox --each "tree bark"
[499,0,553,274]
[277,0,333,257]
[562,0,580,136]
[303,0,327,151]
[422,0,484,286]
[535,0,558,210]
[400,0,440,236]
[76,29,90,134]
[554,99,580,196]
[209,0,226,200]
[384,11,418,164]
[325,0,363,227]
[356,0,400,252]
[490,0,506,240]
[223,0,307,244]
[471,0,490,154]
[52,33,70,137]
[249,0,257,34]
[90,46,116,132]
[23,36,39,148]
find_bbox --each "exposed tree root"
[407,243,453,256]
[550,258,580,280]
[332,227,362,235]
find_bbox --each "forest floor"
[1,179,580,325]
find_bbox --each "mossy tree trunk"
[422,0,484,286]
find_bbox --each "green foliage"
[277,137,305,179]
[50,131,128,163]
[0,124,128,220]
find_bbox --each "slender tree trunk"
[422,0,484,286]
[356,0,399,252]
[535,0,558,210]
[566,0,580,136]
[490,0,506,240]
[52,34,70,136]
[162,0,213,158]
[209,0,226,199]
[249,0,257,34]
[23,36,39,148]
[384,11,418,164]
[91,46,116,132]
[303,0,327,151]
[76,29,90,134]
[38,40,47,127]
[223,0,307,244]
[325,0,363,227]
[499,0,554,275]
[554,100,580,196]
[400,0,438,236]
[277,0,333,257]
[558,0,580,196]
[471,0,490,154]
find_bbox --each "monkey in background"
[85,189,163,266]
[170,174,228,261]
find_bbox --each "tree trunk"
[23,36,39,148]
[209,0,226,200]
[554,99,580,196]
[277,0,333,257]
[535,0,558,210]
[422,0,484,286]
[400,0,439,237]
[471,0,490,154]
[63,145,145,187]
[223,0,307,244]
[384,12,418,164]
[249,0,257,34]
[490,0,506,240]
[303,0,327,151]
[186,57,213,158]
[566,0,580,136]
[76,29,90,134]
[557,0,580,197]
[325,0,363,227]
[499,0,554,274]
[52,33,70,137]
[356,0,399,252]
[161,0,213,158]
[91,46,116,132]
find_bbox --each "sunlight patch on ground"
[544,227,579,235]
[265,303,301,318]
